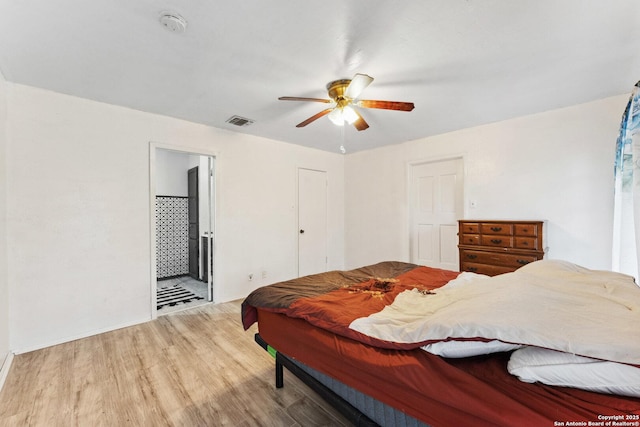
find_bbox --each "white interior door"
[298,168,327,277]
[410,158,463,270]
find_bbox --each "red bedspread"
[242,261,458,349]
[241,261,640,425]
[258,309,640,427]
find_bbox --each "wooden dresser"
[458,220,545,276]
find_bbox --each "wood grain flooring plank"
[0,300,352,427]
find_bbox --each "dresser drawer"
[460,262,515,276]
[460,222,479,234]
[460,234,480,245]
[514,236,540,250]
[460,250,539,268]
[514,223,539,237]
[480,223,513,235]
[480,235,513,248]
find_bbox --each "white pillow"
[508,346,640,397]
[422,339,523,358]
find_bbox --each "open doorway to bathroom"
[153,148,215,315]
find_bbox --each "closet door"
[188,167,199,279]
[298,168,328,277]
[409,158,463,271]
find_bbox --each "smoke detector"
[159,12,187,33]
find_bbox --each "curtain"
[612,81,640,281]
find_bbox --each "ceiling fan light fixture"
[328,108,345,126]
[342,105,358,124]
[328,106,358,126]
[278,73,414,131]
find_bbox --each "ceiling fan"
[279,73,415,131]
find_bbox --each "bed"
[241,260,640,426]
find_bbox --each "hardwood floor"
[0,300,352,426]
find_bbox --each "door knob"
[299,229,305,234]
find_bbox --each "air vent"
[226,116,255,127]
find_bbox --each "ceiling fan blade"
[352,109,369,131]
[358,100,415,111]
[296,108,334,127]
[279,96,331,103]
[345,73,374,99]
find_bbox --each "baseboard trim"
[0,351,14,394]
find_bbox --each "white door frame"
[406,154,466,265]
[149,142,219,319]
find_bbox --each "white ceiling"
[0,1,639,153]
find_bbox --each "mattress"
[256,307,640,427]
[293,354,428,427]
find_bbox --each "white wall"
[156,150,211,237]
[6,84,344,353]
[345,95,628,271]
[5,80,628,354]
[155,149,190,196]
[0,70,9,369]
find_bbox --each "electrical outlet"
[248,274,254,281]
[262,271,267,279]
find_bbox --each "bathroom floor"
[157,275,209,314]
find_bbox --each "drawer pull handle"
[517,259,529,265]
[491,227,502,232]
[466,254,477,259]
[468,267,478,272]
[522,241,529,246]
[490,239,502,244]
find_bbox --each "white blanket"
[349,260,640,365]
